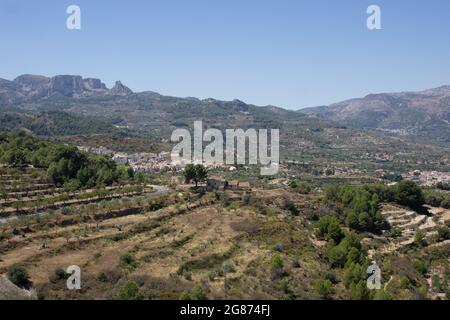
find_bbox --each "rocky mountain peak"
[110,81,133,96]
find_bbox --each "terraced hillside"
[366,204,450,257]
[1,166,449,300]
[0,166,176,296]
[0,171,328,299]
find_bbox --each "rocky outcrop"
[0,276,37,300]
[13,75,50,100]
[83,78,107,91]
[49,75,84,97]
[109,81,133,96]
[0,74,134,103]
[0,78,27,104]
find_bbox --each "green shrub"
[282,198,299,216]
[54,268,70,280]
[399,276,410,289]
[327,232,363,268]
[348,280,371,300]
[415,286,428,300]
[414,231,427,247]
[118,280,144,300]
[431,275,442,292]
[190,285,207,300]
[316,216,344,243]
[412,259,428,275]
[373,289,394,300]
[179,290,191,300]
[276,278,287,294]
[387,227,402,238]
[7,265,31,288]
[297,181,312,194]
[269,254,283,272]
[120,252,137,270]
[437,226,450,241]
[288,180,298,189]
[315,279,335,298]
[97,271,109,283]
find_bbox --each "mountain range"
[2,74,449,146]
[300,86,450,146]
[0,74,449,172]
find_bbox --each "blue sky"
[0,0,449,109]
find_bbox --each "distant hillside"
[300,86,450,146]
[0,110,116,136]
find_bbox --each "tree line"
[0,132,133,188]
